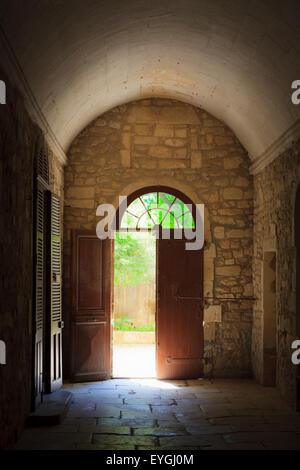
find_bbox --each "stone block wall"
[0,66,64,448]
[64,98,254,379]
[252,139,300,407]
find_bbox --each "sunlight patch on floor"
[113,344,156,378]
[129,378,180,389]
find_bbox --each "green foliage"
[114,316,155,332]
[114,232,155,288]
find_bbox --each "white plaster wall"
[0,0,299,160]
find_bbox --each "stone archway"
[63,97,254,380]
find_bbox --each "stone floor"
[15,378,300,450]
[113,344,156,378]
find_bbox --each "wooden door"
[156,230,204,379]
[71,230,111,382]
[45,192,63,392]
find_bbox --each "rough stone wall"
[0,67,64,448]
[64,98,253,380]
[252,139,300,407]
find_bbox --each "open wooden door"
[156,230,204,379]
[71,230,111,382]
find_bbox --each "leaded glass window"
[120,192,195,229]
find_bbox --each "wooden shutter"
[45,192,63,392]
[36,137,49,184]
[32,137,50,409]
[33,181,45,408]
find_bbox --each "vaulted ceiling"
[0,0,299,167]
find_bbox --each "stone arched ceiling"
[0,0,299,164]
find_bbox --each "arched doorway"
[113,186,204,379]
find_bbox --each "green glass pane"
[171,199,193,219]
[161,211,178,228]
[148,208,169,225]
[120,210,138,228]
[178,211,195,228]
[137,211,154,229]
[127,197,146,218]
[140,192,158,211]
[169,199,186,218]
[158,193,176,211]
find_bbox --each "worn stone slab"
[94,405,122,418]
[119,418,157,428]
[223,431,300,449]
[15,431,92,450]
[124,398,175,406]
[134,427,187,436]
[120,405,152,419]
[79,425,131,434]
[27,391,72,426]
[185,424,233,435]
[159,434,225,449]
[92,434,157,446]
[76,443,135,450]
[212,416,267,426]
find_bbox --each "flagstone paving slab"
[133,427,187,436]
[92,434,157,446]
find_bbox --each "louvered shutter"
[33,182,45,407]
[36,138,49,184]
[32,138,50,409]
[45,192,63,391]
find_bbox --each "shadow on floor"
[15,378,300,450]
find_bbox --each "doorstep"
[26,390,72,426]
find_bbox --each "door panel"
[73,322,108,381]
[78,237,103,309]
[156,230,204,379]
[71,231,111,382]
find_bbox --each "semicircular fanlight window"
[120,192,195,229]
